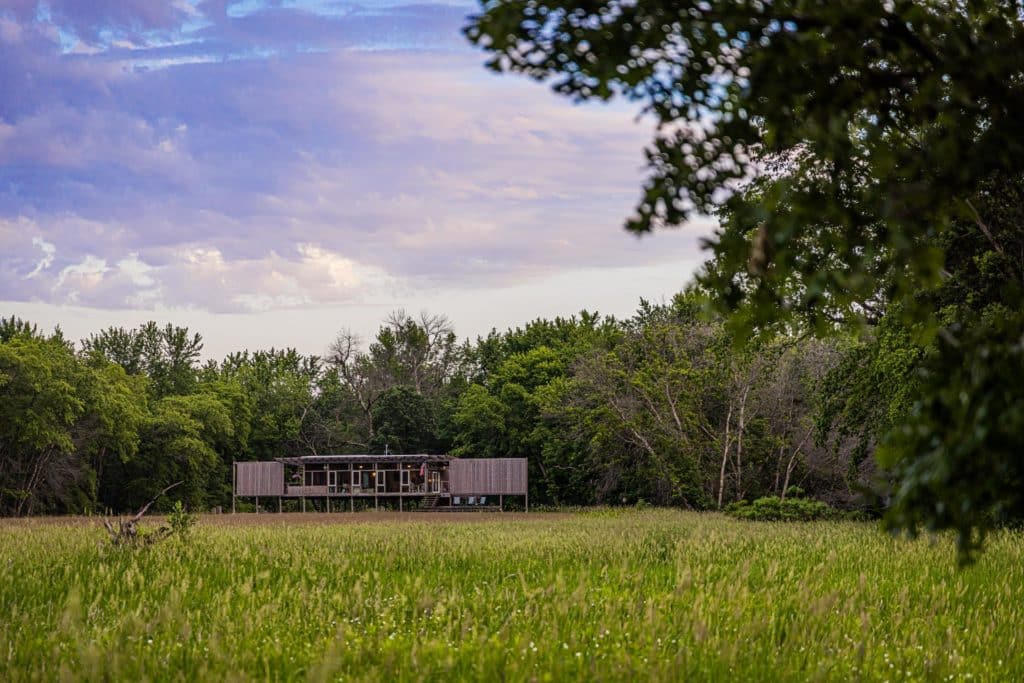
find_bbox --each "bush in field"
[167,500,196,537]
[725,496,834,522]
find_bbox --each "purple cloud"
[0,0,705,313]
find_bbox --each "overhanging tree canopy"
[466,0,1024,556]
[467,0,1024,318]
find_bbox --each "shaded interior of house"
[233,454,528,512]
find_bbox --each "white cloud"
[152,243,396,313]
[53,255,109,303]
[116,252,157,286]
[24,236,56,279]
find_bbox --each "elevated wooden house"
[232,455,528,512]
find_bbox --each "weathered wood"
[449,458,527,495]
[236,455,529,508]
[235,461,284,496]
[287,485,329,496]
[102,481,182,546]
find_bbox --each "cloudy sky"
[0,0,712,358]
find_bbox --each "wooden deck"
[282,486,449,497]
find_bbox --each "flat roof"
[275,454,450,465]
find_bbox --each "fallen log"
[102,481,183,547]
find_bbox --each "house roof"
[275,454,450,465]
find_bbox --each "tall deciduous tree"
[329,311,458,441]
[82,322,203,398]
[370,387,440,454]
[0,325,147,516]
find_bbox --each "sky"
[0,0,714,359]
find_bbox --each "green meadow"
[2,510,1022,682]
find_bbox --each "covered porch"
[278,455,451,509]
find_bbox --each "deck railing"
[286,485,329,496]
[285,483,450,496]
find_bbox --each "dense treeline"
[1,300,886,515]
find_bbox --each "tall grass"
[1,510,1022,681]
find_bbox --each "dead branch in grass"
[101,481,183,547]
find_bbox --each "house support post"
[231,461,236,514]
[256,495,259,514]
[301,496,305,513]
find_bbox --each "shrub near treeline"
[725,496,835,522]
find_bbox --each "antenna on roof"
[384,443,389,455]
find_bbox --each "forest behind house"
[0,292,924,518]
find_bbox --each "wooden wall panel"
[449,458,527,495]
[234,461,284,496]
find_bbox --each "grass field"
[1,510,1022,682]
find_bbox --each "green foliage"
[205,349,314,462]
[454,321,617,504]
[0,316,43,342]
[0,336,83,459]
[569,315,720,507]
[82,322,203,398]
[0,332,145,516]
[167,500,196,537]
[369,387,439,454]
[78,359,149,466]
[880,309,1024,561]
[0,336,84,515]
[451,384,507,457]
[467,1,1024,329]
[101,393,233,513]
[726,496,834,522]
[815,314,924,466]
